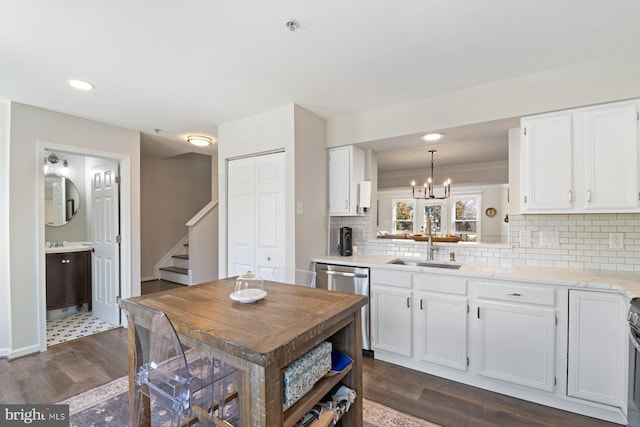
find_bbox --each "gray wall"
[3,101,140,358]
[140,153,212,279]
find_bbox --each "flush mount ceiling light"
[68,79,95,91]
[420,133,445,142]
[187,135,213,147]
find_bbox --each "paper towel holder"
[358,181,372,213]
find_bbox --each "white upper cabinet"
[328,146,364,216]
[521,99,640,213]
[582,103,639,210]
[521,114,573,212]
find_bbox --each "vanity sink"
[45,241,93,254]
[388,258,462,270]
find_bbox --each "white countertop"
[312,254,640,300]
[45,241,93,254]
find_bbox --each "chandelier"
[411,149,451,200]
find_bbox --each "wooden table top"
[122,277,367,367]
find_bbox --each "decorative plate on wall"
[485,207,497,217]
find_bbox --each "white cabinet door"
[582,103,639,210]
[227,152,286,278]
[328,146,351,215]
[567,290,626,407]
[371,284,412,357]
[328,146,364,216]
[521,114,573,212]
[477,301,556,391]
[416,292,468,370]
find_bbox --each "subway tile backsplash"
[329,213,640,272]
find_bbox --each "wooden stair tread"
[172,254,189,260]
[159,266,189,275]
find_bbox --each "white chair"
[271,268,317,288]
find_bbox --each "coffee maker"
[338,227,353,256]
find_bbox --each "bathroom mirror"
[44,176,80,226]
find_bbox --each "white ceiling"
[2,1,639,164]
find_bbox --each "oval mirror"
[44,176,80,226]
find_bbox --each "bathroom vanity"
[45,245,92,311]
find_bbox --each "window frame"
[450,193,482,242]
[391,198,415,234]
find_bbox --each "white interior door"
[227,157,255,277]
[254,152,286,278]
[90,161,120,325]
[227,152,285,278]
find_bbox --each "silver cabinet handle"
[507,292,521,296]
[344,200,349,209]
[568,190,572,203]
[524,195,527,204]
[587,190,592,203]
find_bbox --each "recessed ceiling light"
[420,133,445,142]
[68,79,95,91]
[187,135,214,147]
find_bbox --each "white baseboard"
[9,343,42,359]
[141,276,157,282]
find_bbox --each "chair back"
[271,268,317,287]
[122,304,192,424]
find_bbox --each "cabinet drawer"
[476,282,555,306]
[414,274,467,295]
[370,269,412,288]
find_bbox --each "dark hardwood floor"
[0,280,618,426]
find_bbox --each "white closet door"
[254,152,286,279]
[227,157,255,277]
[227,152,285,278]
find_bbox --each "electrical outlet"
[540,231,559,248]
[609,233,624,250]
[519,230,531,247]
[296,201,303,215]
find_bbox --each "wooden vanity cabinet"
[46,250,92,311]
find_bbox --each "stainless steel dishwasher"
[315,263,371,352]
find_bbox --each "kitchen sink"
[388,258,462,270]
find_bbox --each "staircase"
[159,243,191,285]
[156,201,219,285]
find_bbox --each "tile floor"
[46,311,119,346]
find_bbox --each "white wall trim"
[8,344,42,360]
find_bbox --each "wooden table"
[120,277,367,426]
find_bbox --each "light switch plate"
[519,230,531,247]
[609,233,624,250]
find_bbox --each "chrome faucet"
[48,241,63,248]
[426,216,439,260]
[427,234,439,260]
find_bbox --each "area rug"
[59,375,438,426]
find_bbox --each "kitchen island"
[120,277,367,426]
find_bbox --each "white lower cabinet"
[369,268,628,424]
[474,281,557,392]
[371,270,413,357]
[476,300,556,391]
[416,291,468,370]
[567,290,626,408]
